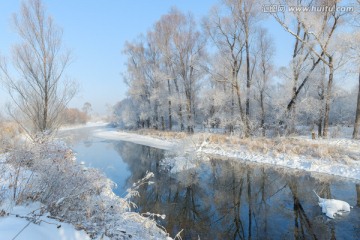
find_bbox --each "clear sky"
[0,0,295,115]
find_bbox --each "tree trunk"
[186,94,193,133]
[229,83,235,134]
[167,79,172,130]
[287,54,323,111]
[230,66,236,134]
[288,22,301,134]
[288,62,300,134]
[353,71,360,139]
[318,69,325,137]
[43,54,48,132]
[161,116,165,130]
[234,82,246,133]
[174,78,184,131]
[260,91,265,137]
[43,84,48,131]
[323,57,334,138]
[317,116,323,137]
[245,33,251,137]
[356,184,360,207]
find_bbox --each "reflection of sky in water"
[72,139,131,196]
[58,126,360,240]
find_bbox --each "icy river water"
[59,126,360,240]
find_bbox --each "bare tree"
[203,3,246,134]
[222,0,261,136]
[354,71,360,139]
[287,16,313,134]
[123,39,153,128]
[171,9,207,133]
[352,2,360,139]
[153,15,177,131]
[0,0,77,137]
[235,0,260,137]
[254,28,275,136]
[272,0,347,137]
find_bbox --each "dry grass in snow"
[129,130,359,163]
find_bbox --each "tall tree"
[123,8,206,132]
[203,2,246,134]
[236,0,259,137]
[153,14,177,130]
[272,0,346,137]
[352,2,360,139]
[254,28,275,137]
[0,0,76,136]
[354,70,360,139]
[123,40,153,128]
[169,9,207,133]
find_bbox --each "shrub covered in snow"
[1,139,172,240]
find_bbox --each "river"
[58,125,360,240]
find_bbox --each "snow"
[58,121,108,131]
[0,203,95,240]
[94,129,177,151]
[314,191,351,219]
[197,146,360,180]
[161,156,199,174]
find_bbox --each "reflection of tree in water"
[287,176,318,240]
[112,141,164,182]
[110,143,359,240]
[357,184,360,207]
[113,142,211,238]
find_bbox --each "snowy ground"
[0,203,94,240]
[94,130,177,151]
[94,127,360,181]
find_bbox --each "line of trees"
[115,0,360,139]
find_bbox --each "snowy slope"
[0,204,94,240]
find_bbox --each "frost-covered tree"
[350,5,360,139]
[171,10,207,133]
[354,70,360,139]
[272,0,349,137]
[123,8,207,133]
[113,99,139,129]
[253,28,275,136]
[0,0,77,137]
[203,2,246,134]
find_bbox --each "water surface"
[59,126,360,240]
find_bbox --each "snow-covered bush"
[2,139,172,239]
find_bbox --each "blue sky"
[0,0,294,114]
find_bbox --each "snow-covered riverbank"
[94,129,177,151]
[0,136,173,240]
[94,128,360,181]
[0,203,94,240]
